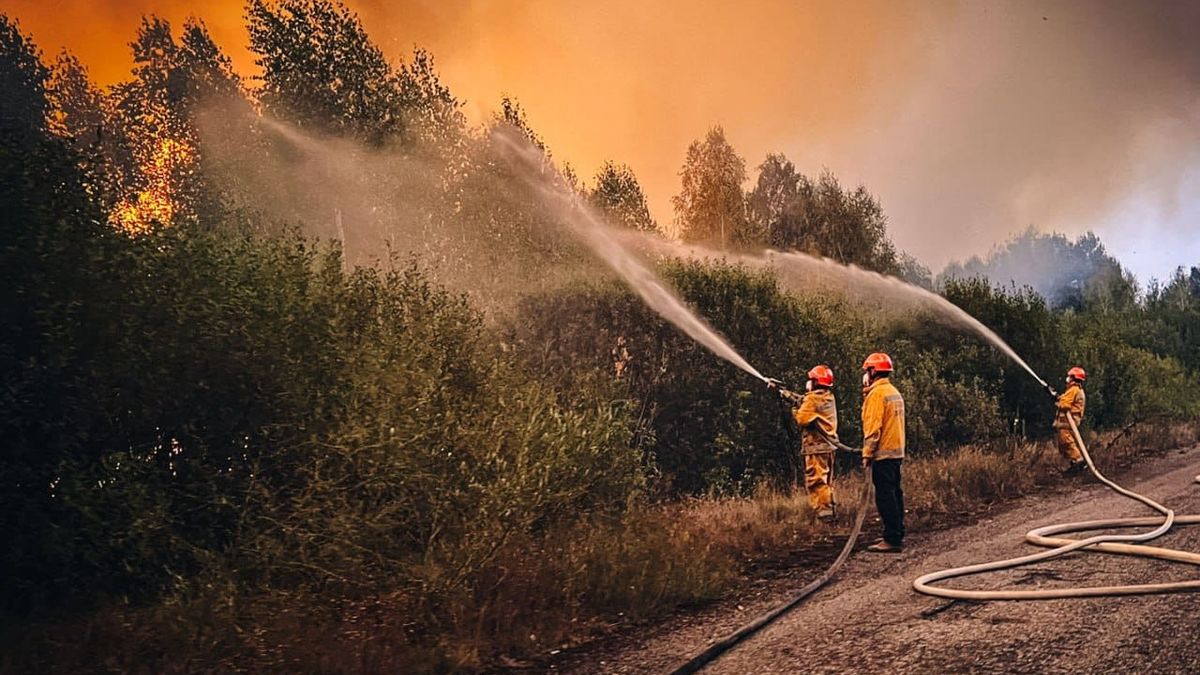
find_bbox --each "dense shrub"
[515,263,1200,494]
[511,259,1034,489]
[891,346,1006,450]
[1065,312,1200,427]
[930,278,1065,431]
[512,260,881,495]
[2,199,643,613]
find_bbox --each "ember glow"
[110,135,195,234]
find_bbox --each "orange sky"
[7,1,1200,279]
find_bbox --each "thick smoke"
[829,1,1200,280]
[940,229,1132,309]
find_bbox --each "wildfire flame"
[110,135,195,235]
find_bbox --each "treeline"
[4,3,1200,670]
[11,1,927,286]
[673,133,930,284]
[941,228,1136,310]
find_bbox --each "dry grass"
[5,422,1196,674]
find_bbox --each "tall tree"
[590,161,656,231]
[46,52,103,145]
[0,15,49,141]
[747,154,899,273]
[395,48,464,150]
[672,126,749,247]
[46,52,119,206]
[494,96,546,153]
[176,19,243,107]
[104,18,195,231]
[1144,265,1200,373]
[247,0,400,142]
[897,251,933,288]
[746,153,801,247]
[805,170,896,271]
[100,17,249,232]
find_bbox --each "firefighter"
[791,365,839,520]
[1055,367,1088,476]
[861,352,906,553]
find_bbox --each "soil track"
[556,444,1200,674]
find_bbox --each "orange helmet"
[808,364,834,387]
[862,352,894,373]
[1067,366,1086,382]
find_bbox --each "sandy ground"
[554,444,1200,674]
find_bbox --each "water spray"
[491,129,1057,400]
[492,128,770,385]
[609,230,1056,394]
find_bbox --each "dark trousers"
[872,458,905,545]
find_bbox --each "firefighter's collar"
[866,376,891,391]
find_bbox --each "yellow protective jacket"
[1054,383,1086,429]
[862,377,905,460]
[792,389,838,454]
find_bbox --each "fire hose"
[670,390,873,675]
[912,413,1200,599]
[671,388,1200,673]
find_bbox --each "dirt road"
[558,444,1200,674]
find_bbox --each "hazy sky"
[9,0,1200,281]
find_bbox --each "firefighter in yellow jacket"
[861,352,906,553]
[791,365,839,520]
[1055,367,1088,476]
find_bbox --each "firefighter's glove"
[780,388,804,406]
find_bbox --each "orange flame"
[110,134,196,235]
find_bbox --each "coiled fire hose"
[912,414,1200,599]
[670,423,872,675]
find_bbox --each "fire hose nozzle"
[765,377,807,406]
[1044,382,1059,399]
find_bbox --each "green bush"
[893,348,1006,451]
[512,262,1200,496]
[928,277,1065,432]
[512,260,877,495]
[2,198,644,613]
[1068,312,1200,427]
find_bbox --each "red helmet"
[1067,366,1086,382]
[808,364,834,387]
[862,352,894,373]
